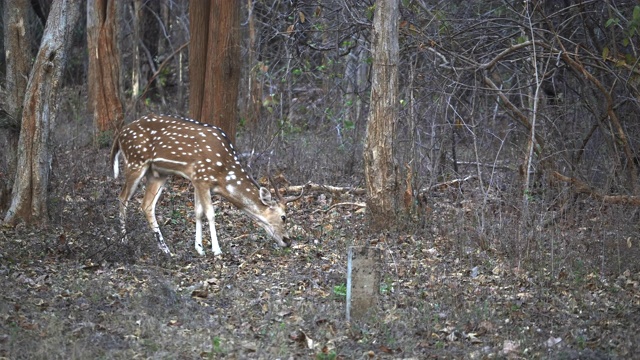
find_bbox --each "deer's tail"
[109,135,121,179]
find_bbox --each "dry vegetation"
[1,118,639,359]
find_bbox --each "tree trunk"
[155,0,170,106]
[2,0,33,210]
[3,0,32,126]
[244,0,262,132]
[130,0,142,116]
[87,0,124,133]
[189,0,241,143]
[188,0,210,122]
[363,0,400,230]
[3,0,81,225]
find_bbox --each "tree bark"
[3,0,32,126]
[3,0,81,225]
[2,0,33,207]
[244,0,262,132]
[189,0,241,143]
[155,0,170,106]
[130,0,142,116]
[87,0,124,133]
[363,0,400,230]
[188,0,210,122]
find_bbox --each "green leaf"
[625,53,635,65]
[602,46,610,60]
[605,18,618,28]
[333,284,347,297]
[343,120,355,130]
[366,6,375,21]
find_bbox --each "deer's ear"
[259,187,274,206]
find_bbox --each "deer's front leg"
[194,188,206,256]
[194,184,221,256]
[204,199,221,256]
[208,210,221,256]
[142,175,172,256]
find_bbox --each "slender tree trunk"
[139,1,160,100]
[155,0,170,106]
[3,0,81,224]
[87,0,124,133]
[130,0,142,116]
[244,0,262,132]
[189,0,241,143]
[363,0,400,229]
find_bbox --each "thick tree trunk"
[208,0,240,142]
[189,0,240,143]
[363,0,400,230]
[3,0,32,125]
[87,0,124,133]
[3,0,81,224]
[2,0,33,210]
[188,0,210,122]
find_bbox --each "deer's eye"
[281,215,287,222]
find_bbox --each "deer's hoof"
[195,246,205,256]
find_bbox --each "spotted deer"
[110,114,302,256]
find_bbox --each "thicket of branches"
[234,1,640,203]
[240,0,640,241]
[1,0,639,268]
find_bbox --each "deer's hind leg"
[142,174,171,255]
[118,165,148,243]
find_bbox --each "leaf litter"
[0,150,639,358]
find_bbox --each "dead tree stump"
[346,246,381,322]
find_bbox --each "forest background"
[1,1,640,358]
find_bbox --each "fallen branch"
[552,171,640,206]
[281,176,480,201]
[421,175,478,192]
[455,161,515,172]
[326,202,366,212]
[312,202,367,214]
[283,182,365,196]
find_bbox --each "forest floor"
[1,147,640,359]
